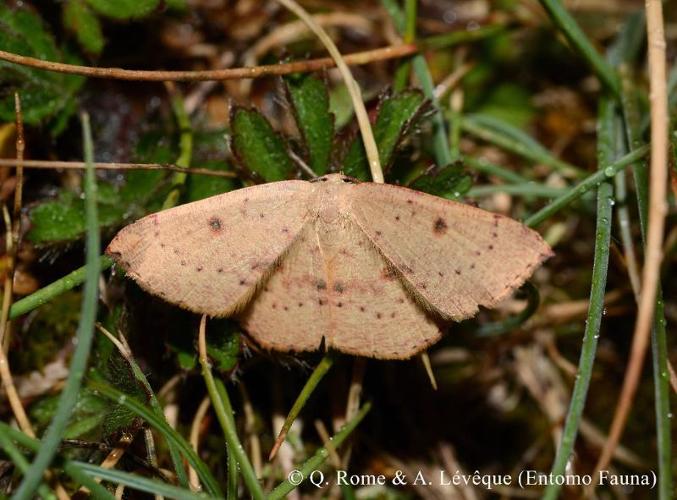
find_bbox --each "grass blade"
[461,114,582,177]
[620,68,673,500]
[538,0,619,94]
[0,422,115,500]
[90,380,223,497]
[0,428,55,500]
[76,462,215,500]
[268,402,371,500]
[269,352,336,460]
[542,95,616,500]
[524,144,648,227]
[197,316,264,500]
[9,256,113,319]
[12,112,101,500]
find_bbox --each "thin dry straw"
[275,0,384,183]
[593,0,671,493]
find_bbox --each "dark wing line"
[347,212,455,321]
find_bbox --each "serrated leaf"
[231,108,296,182]
[286,74,334,175]
[0,4,85,129]
[206,319,241,373]
[409,161,473,200]
[63,0,104,55]
[27,191,123,246]
[342,90,425,180]
[27,128,174,246]
[85,0,160,19]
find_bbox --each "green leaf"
[342,90,425,180]
[30,389,109,440]
[63,0,104,55]
[409,161,473,200]
[286,74,334,175]
[85,0,160,19]
[0,4,85,129]
[206,320,241,373]
[27,128,175,246]
[27,190,125,246]
[231,107,296,181]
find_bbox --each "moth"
[106,173,552,359]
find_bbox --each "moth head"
[311,173,360,184]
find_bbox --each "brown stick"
[0,159,237,178]
[592,0,669,480]
[0,44,417,82]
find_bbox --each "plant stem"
[269,352,336,459]
[461,114,582,177]
[9,256,112,319]
[538,0,619,95]
[268,402,371,500]
[12,113,101,500]
[524,144,648,227]
[197,316,264,500]
[90,380,223,497]
[543,95,616,500]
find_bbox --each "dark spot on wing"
[488,245,494,250]
[298,302,303,307]
[359,306,366,312]
[334,282,345,293]
[239,279,247,285]
[376,312,382,319]
[337,302,343,308]
[455,269,461,275]
[208,216,223,232]
[315,279,327,290]
[217,268,224,273]
[180,260,186,266]
[438,271,444,277]
[433,217,448,235]
[197,266,203,272]
[318,298,326,306]
[395,215,400,221]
